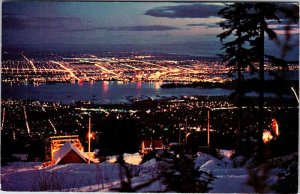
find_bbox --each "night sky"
[2,2,299,59]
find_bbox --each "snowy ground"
[0,154,161,192]
[2,162,119,191]
[1,151,293,192]
[193,151,255,193]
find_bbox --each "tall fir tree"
[218,2,298,147]
[218,3,256,146]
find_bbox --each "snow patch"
[218,149,235,158]
[195,152,227,170]
[123,153,142,165]
[106,153,142,165]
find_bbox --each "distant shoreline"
[161,79,299,95]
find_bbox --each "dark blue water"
[2,81,234,104]
[2,80,295,104]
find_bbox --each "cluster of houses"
[42,135,165,166]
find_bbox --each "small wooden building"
[141,139,164,154]
[46,135,84,161]
[54,141,89,165]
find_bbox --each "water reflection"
[154,82,161,91]
[103,81,109,93]
[89,80,95,86]
[2,81,235,104]
[137,81,142,89]
[78,80,84,87]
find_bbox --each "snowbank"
[194,152,227,170]
[1,162,43,174]
[194,152,253,193]
[2,152,294,192]
[200,160,225,171]
[123,153,142,165]
[218,149,235,158]
[232,155,246,167]
[106,155,117,163]
[210,174,254,193]
[106,153,142,165]
[1,162,122,191]
[140,158,157,169]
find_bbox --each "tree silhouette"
[218,2,298,143]
[218,3,256,97]
[246,3,297,137]
[218,3,256,144]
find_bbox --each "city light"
[2,53,298,85]
[1,1,299,192]
[263,130,273,144]
[271,118,279,137]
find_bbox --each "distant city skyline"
[2,2,299,59]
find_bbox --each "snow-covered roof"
[54,141,88,165]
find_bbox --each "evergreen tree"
[218,3,256,146]
[245,3,297,138]
[162,152,215,192]
[218,3,256,97]
[218,2,298,144]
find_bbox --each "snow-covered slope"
[1,162,122,191]
[1,152,296,192]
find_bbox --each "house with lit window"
[141,139,164,154]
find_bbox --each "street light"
[207,109,210,147]
[88,114,91,164]
[185,115,188,143]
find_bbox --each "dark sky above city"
[2,2,299,58]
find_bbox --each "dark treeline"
[161,79,299,95]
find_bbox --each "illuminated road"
[38,101,57,134]
[120,63,140,70]
[48,119,57,134]
[1,68,65,72]
[23,106,31,134]
[94,63,119,76]
[1,108,5,130]
[50,60,80,81]
[143,61,168,70]
[21,53,37,73]
[175,65,198,74]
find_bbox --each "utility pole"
[185,115,188,143]
[178,126,181,145]
[88,114,91,164]
[207,109,210,147]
